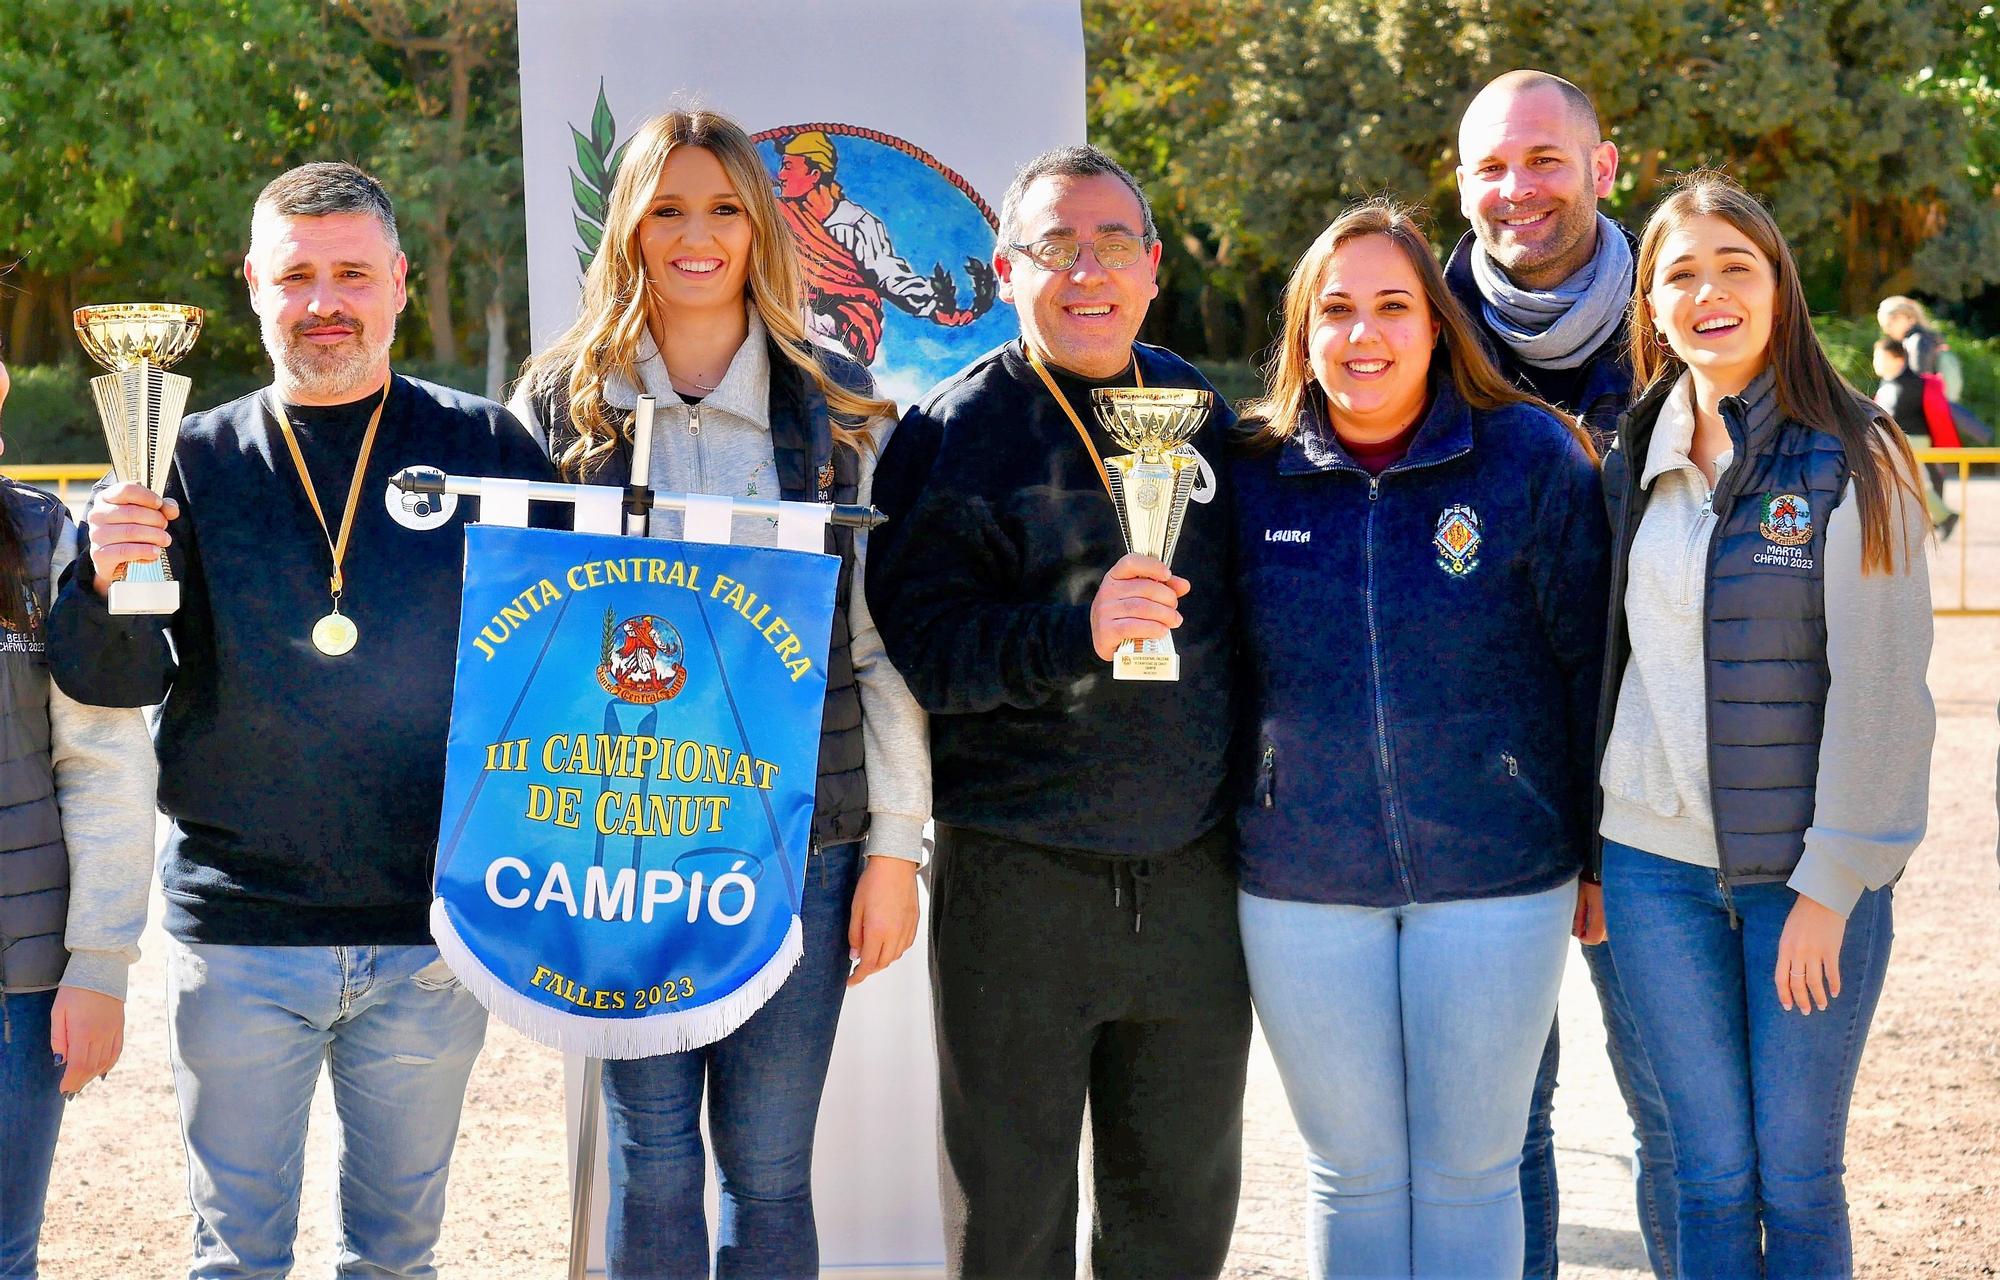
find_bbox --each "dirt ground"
[34,476,2000,1279]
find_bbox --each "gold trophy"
[74,303,203,614]
[1090,386,1213,681]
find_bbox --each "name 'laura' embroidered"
[1265,529,1311,543]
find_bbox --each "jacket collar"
[1277,375,1475,477]
[603,306,771,431]
[1635,367,1780,489]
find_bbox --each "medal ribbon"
[268,380,389,612]
[1023,345,1142,506]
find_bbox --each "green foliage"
[0,366,99,463]
[1090,0,2000,358]
[1197,360,1265,409]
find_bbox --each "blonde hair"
[519,109,891,479]
[1244,199,1590,458]
[1875,295,1928,332]
[1630,173,1920,575]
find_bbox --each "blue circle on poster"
[755,124,1017,407]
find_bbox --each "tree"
[334,0,522,392]
[1086,0,2000,360]
[0,0,370,374]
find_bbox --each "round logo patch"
[385,466,458,531]
[1759,493,1813,547]
[597,612,688,705]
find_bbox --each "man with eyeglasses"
[866,144,1248,1280]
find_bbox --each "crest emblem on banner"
[1434,504,1483,577]
[598,610,688,704]
[1760,493,1813,546]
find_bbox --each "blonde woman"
[511,109,927,1280]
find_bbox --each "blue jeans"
[0,990,63,1278]
[1521,938,1679,1279]
[166,941,489,1280]
[1241,880,1574,1280]
[1601,840,1893,1280]
[601,840,861,1280]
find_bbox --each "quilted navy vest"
[535,343,871,848]
[0,483,71,991]
[1598,376,1849,885]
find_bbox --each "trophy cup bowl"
[74,303,204,615]
[1089,387,1214,682]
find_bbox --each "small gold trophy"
[1090,386,1213,681]
[74,303,203,615]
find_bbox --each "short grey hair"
[251,162,399,251]
[996,145,1157,249]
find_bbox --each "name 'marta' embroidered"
[1434,504,1482,577]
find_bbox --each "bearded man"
[46,162,551,1280]
[1446,72,1675,1280]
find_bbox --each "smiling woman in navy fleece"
[1231,200,1609,1280]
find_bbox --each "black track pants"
[929,822,1251,1280]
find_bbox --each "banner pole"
[568,1056,604,1280]
[564,392,653,1280]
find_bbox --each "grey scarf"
[1471,212,1633,370]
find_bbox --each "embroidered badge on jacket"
[1434,504,1482,577]
[0,586,46,656]
[1759,493,1812,546]
[816,461,836,501]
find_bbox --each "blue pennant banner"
[431,524,837,1057]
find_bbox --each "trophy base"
[1112,638,1180,682]
[109,579,180,615]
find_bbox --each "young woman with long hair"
[510,109,928,1280]
[1231,199,1609,1278]
[1597,172,1933,1279]
[0,349,155,1274]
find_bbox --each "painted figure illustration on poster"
[571,86,1013,406]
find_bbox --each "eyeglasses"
[1007,234,1152,272]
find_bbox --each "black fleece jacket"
[47,374,554,945]
[865,340,1237,857]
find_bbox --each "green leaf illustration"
[591,83,616,156]
[571,125,605,189]
[569,80,623,272]
[571,171,606,224]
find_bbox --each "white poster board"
[519,2,1086,1272]
[519,0,1087,407]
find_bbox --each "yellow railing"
[1,464,109,508]
[1913,447,2000,617]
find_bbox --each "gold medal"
[268,381,389,662]
[312,612,359,657]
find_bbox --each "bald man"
[1446,69,1634,448]
[1446,73,1676,1280]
